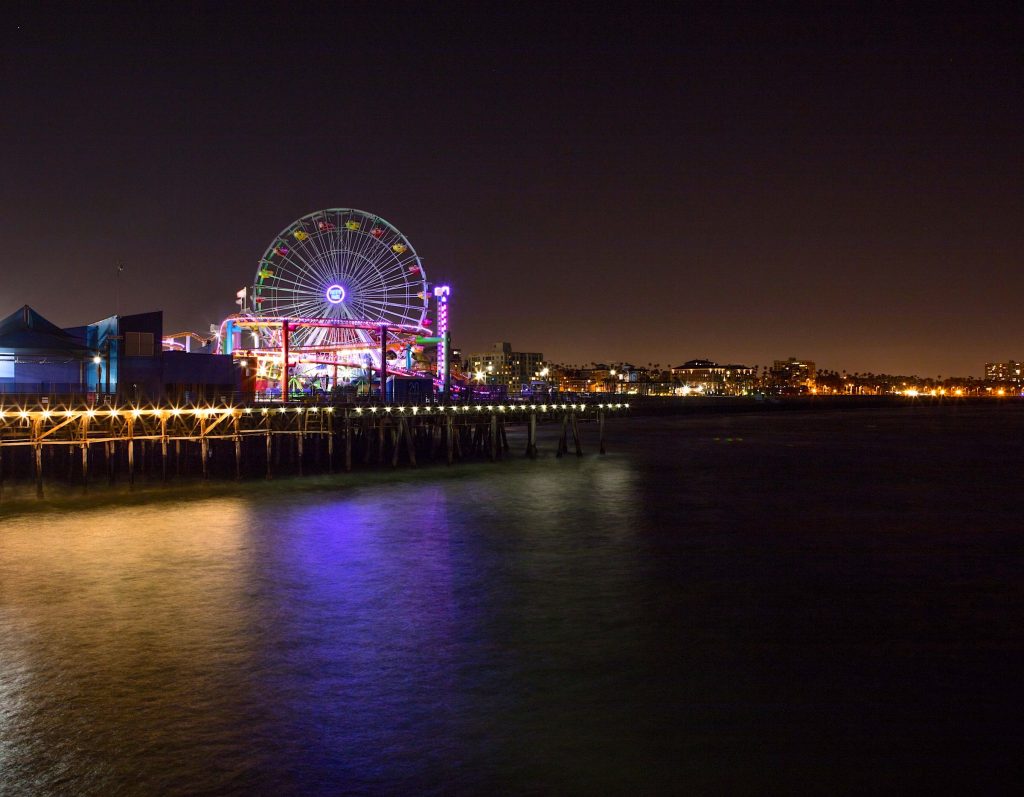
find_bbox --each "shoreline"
[619,394,1024,416]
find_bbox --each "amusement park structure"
[0,209,632,500]
[213,208,454,401]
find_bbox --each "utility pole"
[115,262,125,315]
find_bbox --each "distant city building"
[556,368,591,393]
[770,357,816,391]
[589,365,613,386]
[611,363,649,384]
[671,359,755,395]
[606,363,644,393]
[586,364,630,393]
[467,342,545,392]
[545,365,616,393]
[985,360,1023,383]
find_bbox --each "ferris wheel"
[252,208,429,349]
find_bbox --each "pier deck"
[0,401,628,499]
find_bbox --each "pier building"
[0,306,93,394]
[0,305,239,401]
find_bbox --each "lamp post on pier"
[380,324,388,403]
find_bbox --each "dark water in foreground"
[2,406,1023,794]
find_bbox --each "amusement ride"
[214,208,453,400]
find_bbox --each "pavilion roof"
[0,305,91,357]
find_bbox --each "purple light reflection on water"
[236,487,464,786]
[213,463,640,790]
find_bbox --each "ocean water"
[1,406,1022,794]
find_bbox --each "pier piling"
[265,416,273,480]
[344,416,352,472]
[33,420,43,498]
[234,416,242,480]
[160,416,168,481]
[327,412,334,473]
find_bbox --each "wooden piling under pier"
[0,402,628,499]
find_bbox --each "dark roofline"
[0,305,92,356]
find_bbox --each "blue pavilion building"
[0,305,239,401]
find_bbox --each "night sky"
[2,3,1021,376]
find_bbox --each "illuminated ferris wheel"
[252,208,429,349]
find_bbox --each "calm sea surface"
[2,406,1022,794]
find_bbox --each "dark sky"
[2,2,1021,376]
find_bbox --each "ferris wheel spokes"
[252,209,429,354]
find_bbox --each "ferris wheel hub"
[325,284,346,304]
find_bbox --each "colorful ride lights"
[325,284,346,304]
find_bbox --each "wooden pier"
[0,401,628,500]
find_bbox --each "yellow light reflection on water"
[0,498,254,752]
